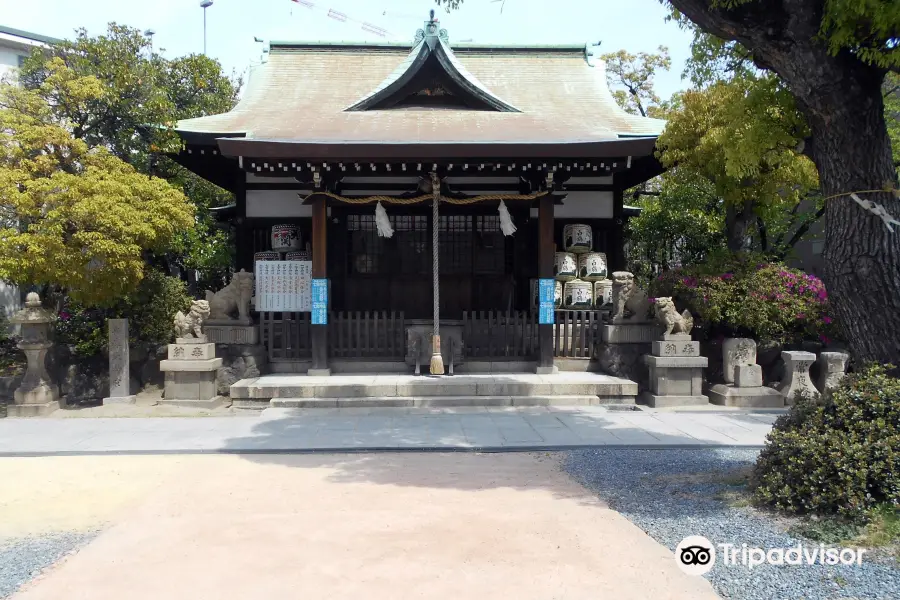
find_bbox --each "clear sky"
[0,0,695,101]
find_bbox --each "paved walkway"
[5,453,719,600]
[0,407,777,455]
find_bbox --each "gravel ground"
[0,533,97,599]
[563,448,900,600]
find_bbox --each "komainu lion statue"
[610,271,652,322]
[654,296,694,336]
[206,269,254,322]
[174,300,210,339]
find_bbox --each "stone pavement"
[0,407,778,455]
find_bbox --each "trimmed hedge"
[751,364,900,516]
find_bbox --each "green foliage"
[657,74,818,209]
[627,172,727,279]
[751,364,900,517]
[17,23,240,283]
[0,71,195,306]
[650,255,841,344]
[602,46,672,117]
[886,73,900,169]
[56,269,191,357]
[818,0,900,71]
[788,517,864,544]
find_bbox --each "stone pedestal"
[639,334,708,407]
[722,338,756,384]
[205,323,259,345]
[103,318,135,405]
[8,293,59,417]
[159,341,225,409]
[777,351,818,404]
[816,351,849,393]
[601,323,661,344]
[708,364,785,408]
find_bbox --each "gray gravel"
[563,448,900,600]
[0,532,97,599]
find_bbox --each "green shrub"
[56,269,191,357]
[750,364,900,517]
[650,253,842,344]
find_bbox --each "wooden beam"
[608,188,625,272]
[234,173,252,272]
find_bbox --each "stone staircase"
[230,373,638,409]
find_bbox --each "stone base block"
[734,364,763,388]
[14,384,59,406]
[205,325,259,345]
[307,368,331,377]
[644,355,708,368]
[164,370,218,402]
[168,343,216,360]
[7,401,60,417]
[158,396,228,409]
[602,323,661,344]
[102,395,136,405]
[175,335,208,344]
[661,333,692,341]
[159,358,222,372]
[708,384,785,408]
[652,340,701,357]
[536,365,559,375]
[638,392,709,408]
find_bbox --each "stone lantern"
[8,292,59,416]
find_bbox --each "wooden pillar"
[608,188,625,272]
[537,192,556,373]
[310,195,329,375]
[234,170,252,272]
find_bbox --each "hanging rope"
[430,171,444,375]
[303,190,550,205]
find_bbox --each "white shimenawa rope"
[851,193,900,233]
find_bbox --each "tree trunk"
[724,198,755,252]
[809,85,900,364]
[666,0,900,365]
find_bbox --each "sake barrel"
[530,279,563,309]
[563,224,592,254]
[564,279,594,308]
[271,224,301,251]
[594,279,613,308]
[578,252,608,281]
[554,252,578,281]
[285,250,311,261]
[253,251,281,262]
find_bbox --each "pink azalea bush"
[650,254,842,345]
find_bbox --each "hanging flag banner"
[538,278,555,325]
[311,278,328,325]
[255,261,312,312]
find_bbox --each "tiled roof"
[0,25,61,46]
[176,42,666,147]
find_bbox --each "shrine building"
[173,13,665,387]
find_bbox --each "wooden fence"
[329,311,406,359]
[462,310,538,360]
[259,312,312,361]
[553,310,602,359]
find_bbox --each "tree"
[657,74,820,251]
[659,0,900,364]
[19,24,241,283]
[602,46,672,117]
[0,66,194,305]
[436,0,900,363]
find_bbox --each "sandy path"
[6,453,718,600]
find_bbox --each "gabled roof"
[0,25,60,47]
[175,15,666,159]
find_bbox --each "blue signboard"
[538,278,555,324]
[538,278,555,304]
[311,279,328,325]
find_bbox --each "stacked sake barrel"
[555,224,609,309]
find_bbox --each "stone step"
[231,375,638,400]
[270,395,636,409]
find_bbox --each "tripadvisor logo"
[675,535,868,576]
